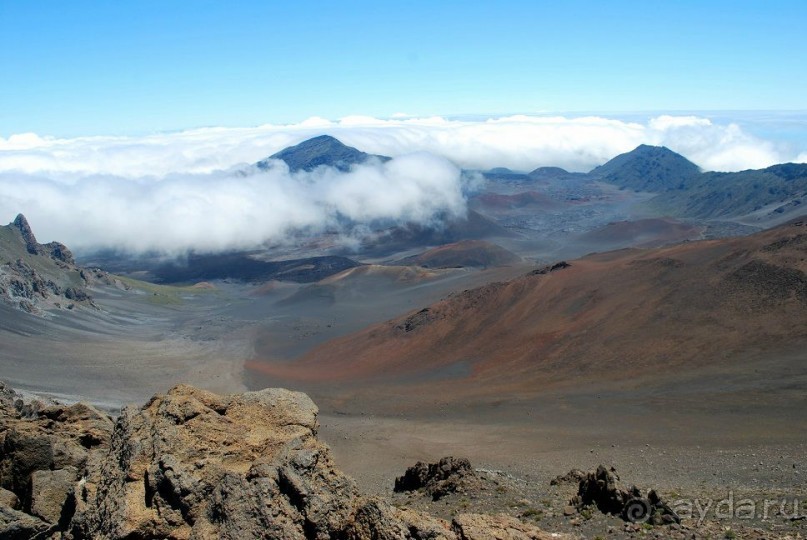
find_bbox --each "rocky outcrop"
[44,242,76,266]
[12,214,41,256]
[1,259,62,297]
[528,261,570,276]
[10,214,76,266]
[394,457,480,501]
[570,465,680,526]
[0,214,108,314]
[396,307,435,334]
[0,382,565,539]
[0,381,113,538]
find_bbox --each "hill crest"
[257,135,390,172]
[590,144,701,192]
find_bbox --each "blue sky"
[1,0,806,137]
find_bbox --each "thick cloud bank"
[0,114,804,252]
[0,153,467,253]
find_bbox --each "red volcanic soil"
[396,240,522,269]
[248,217,807,402]
[578,217,704,248]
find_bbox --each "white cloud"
[0,153,469,254]
[0,114,804,253]
[648,115,713,130]
[1,114,801,179]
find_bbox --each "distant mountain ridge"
[257,135,390,172]
[583,144,807,222]
[258,135,807,227]
[652,162,807,222]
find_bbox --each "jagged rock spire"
[7,213,76,265]
[12,213,41,255]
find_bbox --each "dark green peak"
[592,144,701,192]
[280,135,349,155]
[633,144,682,156]
[301,134,342,145]
[637,143,666,151]
[257,135,390,173]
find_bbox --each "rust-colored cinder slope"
[250,217,807,400]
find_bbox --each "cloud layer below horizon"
[2,114,805,177]
[0,153,469,253]
[0,114,804,253]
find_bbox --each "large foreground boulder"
[70,384,359,539]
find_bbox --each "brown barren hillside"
[577,217,704,248]
[249,216,807,399]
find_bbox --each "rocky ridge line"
[13,214,76,265]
